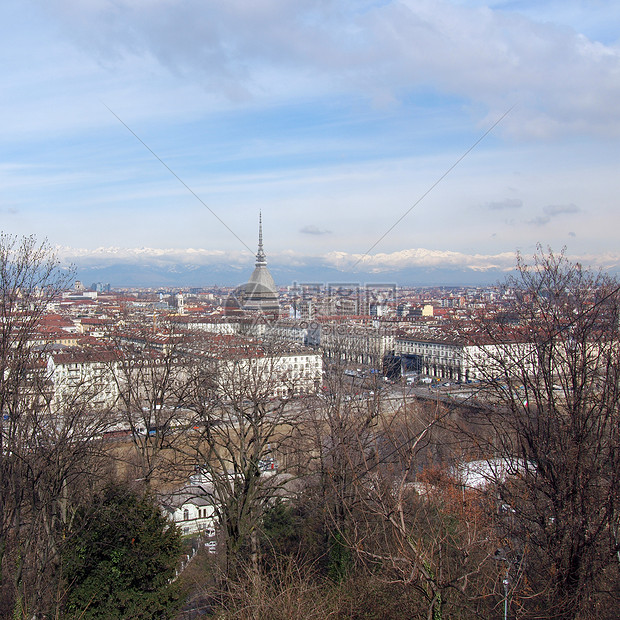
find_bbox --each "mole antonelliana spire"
[242,212,279,317]
[256,211,266,265]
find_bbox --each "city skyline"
[1,1,619,286]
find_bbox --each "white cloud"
[36,0,620,138]
[544,203,580,216]
[300,225,332,235]
[2,1,619,277]
[486,198,523,210]
[328,247,620,273]
[54,244,620,282]
[324,247,518,272]
[58,244,516,271]
[528,202,581,226]
[55,245,252,266]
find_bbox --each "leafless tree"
[458,247,620,618]
[180,340,303,575]
[320,378,499,619]
[307,360,381,577]
[108,315,193,487]
[0,234,111,617]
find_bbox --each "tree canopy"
[61,484,183,619]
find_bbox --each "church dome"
[242,213,279,317]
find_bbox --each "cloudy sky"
[1,1,619,283]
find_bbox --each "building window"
[183,508,189,521]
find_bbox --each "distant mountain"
[74,259,510,289]
[69,246,620,289]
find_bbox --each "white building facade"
[395,335,535,382]
[161,485,216,536]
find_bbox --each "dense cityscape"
[1,231,619,619]
[3,1,620,618]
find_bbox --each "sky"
[1,1,619,285]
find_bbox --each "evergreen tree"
[61,484,184,619]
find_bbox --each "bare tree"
[180,340,303,575]
[108,315,193,487]
[0,234,110,617]
[459,248,620,618]
[308,359,383,581]
[317,376,499,620]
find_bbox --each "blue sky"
[1,1,619,283]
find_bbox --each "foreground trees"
[460,248,620,618]
[61,484,183,619]
[3,235,619,618]
[0,234,84,617]
[347,406,498,619]
[195,250,620,619]
[180,342,304,575]
[109,317,192,486]
[0,235,186,619]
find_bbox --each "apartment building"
[395,334,535,381]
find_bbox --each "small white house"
[454,458,531,490]
[161,485,216,536]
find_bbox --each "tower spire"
[256,211,266,265]
[241,210,279,318]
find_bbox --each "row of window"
[182,507,211,521]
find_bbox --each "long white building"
[395,334,535,381]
